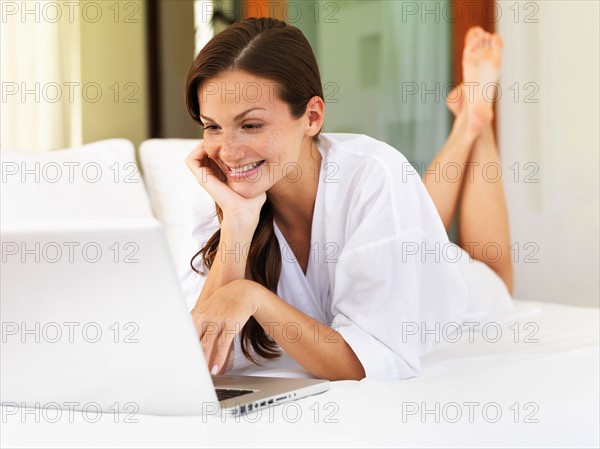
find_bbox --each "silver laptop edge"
[1,218,329,416]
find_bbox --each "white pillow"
[138,139,215,266]
[1,139,153,223]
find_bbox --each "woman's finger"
[185,143,214,183]
[200,334,213,359]
[199,320,223,365]
[185,141,208,171]
[201,336,218,372]
[209,328,236,375]
[185,142,219,184]
[185,142,236,206]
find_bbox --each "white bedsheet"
[2,299,598,448]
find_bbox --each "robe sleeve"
[329,150,469,380]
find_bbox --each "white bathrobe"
[178,133,514,380]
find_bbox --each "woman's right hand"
[185,141,267,228]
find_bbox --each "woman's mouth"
[226,160,266,179]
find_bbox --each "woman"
[179,17,514,381]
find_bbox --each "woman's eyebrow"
[200,107,266,123]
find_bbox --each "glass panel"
[294,0,452,172]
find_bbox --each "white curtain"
[1,0,81,152]
[193,0,215,55]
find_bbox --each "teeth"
[229,161,263,174]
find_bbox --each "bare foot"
[456,27,503,138]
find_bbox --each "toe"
[490,34,503,49]
[465,26,484,44]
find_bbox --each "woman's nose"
[218,132,244,164]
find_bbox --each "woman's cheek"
[202,139,219,159]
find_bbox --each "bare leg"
[423,27,514,294]
[424,26,499,231]
[422,112,475,231]
[457,124,513,294]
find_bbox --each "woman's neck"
[267,140,322,233]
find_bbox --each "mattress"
[2,299,598,448]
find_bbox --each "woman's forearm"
[198,219,256,304]
[250,283,366,381]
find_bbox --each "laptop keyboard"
[215,388,254,401]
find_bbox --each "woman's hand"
[185,141,266,227]
[191,279,264,375]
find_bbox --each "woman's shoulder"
[318,133,419,187]
[316,133,429,236]
[321,133,407,159]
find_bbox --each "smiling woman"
[180,17,515,381]
[196,70,322,197]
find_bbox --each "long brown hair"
[185,17,324,364]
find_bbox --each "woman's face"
[198,70,320,199]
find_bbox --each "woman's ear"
[304,96,325,137]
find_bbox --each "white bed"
[2,299,597,448]
[1,139,598,448]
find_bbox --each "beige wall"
[498,1,599,307]
[79,0,149,148]
[158,0,199,138]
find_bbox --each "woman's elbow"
[327,352,366,381]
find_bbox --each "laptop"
[0,218,329,416]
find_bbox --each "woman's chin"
[231,184,266,200]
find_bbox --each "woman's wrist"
[247,281,272,318]
[221,215,260,237]
[220,279,269,317]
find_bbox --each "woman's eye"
[242,124,262,130]
[203,125,219,131]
